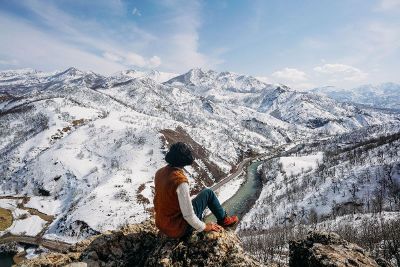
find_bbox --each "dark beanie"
[165,142,194,167]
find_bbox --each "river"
[0,253,14,267]
[207,160,263,221]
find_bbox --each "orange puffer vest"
[153,165,189,238]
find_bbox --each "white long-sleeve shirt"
[176,183,206,232]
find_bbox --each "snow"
[0,199,19,209]
[114,69,178,83]
[215,174,245,204]
[1,67,400,243]
[0,199,48,236]
[0,199,34,235]
[313,211,400,230]
[9,215,47,236]
[12,208,30,219]
[240,123,400,233]
[240,152,329,229]
[25,197,62,216]
[24,246,50,260]
[279,152,323,176]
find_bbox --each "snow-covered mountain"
[311,83,400,110]
[166,68,269,92]
[112,69,177,84]
[1,67,399,243]
[166,69,399,133]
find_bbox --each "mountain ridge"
[311,82,400,110]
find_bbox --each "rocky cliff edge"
[16,220,391,267]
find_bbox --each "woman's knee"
[202,188,215,198]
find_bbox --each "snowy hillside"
[1,67,400,243]
[238,123,400,265]
[311,83,400,110]
[241,123,400,230]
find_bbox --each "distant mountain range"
[310,82,400,110]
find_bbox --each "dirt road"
[0,234,71,252]
[0,196,72,253]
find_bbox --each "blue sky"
[0,0,399,89]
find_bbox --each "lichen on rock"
[17,223,390,267]
[288,231,391,267]
[17,220,260,267]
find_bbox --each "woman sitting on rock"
[153,142,239,238]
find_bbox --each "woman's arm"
[176,183,206,232]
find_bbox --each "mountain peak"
[54,67,85,77]
[115,69,177,83]
[165,68,271,93]
[188,67,214,73]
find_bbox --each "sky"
[0,0,399,90]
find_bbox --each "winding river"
[206,160,263,222]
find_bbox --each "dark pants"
[183,188,226,237]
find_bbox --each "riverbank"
[206,143,294,223]
[206,160,264,222]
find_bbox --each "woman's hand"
[204,222,223,232]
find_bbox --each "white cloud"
[0,14,125,74]
[268,68,313,90]
[125,53,147,67]
[376,0,400,10]
[313,63,368,81]
[365,22,400,57]
[0,1,159,73]
[0,59,19,66]
[132,7,141,16]
[149,56,161,68]
[313,21,400,78]
[0,0,220,73]
[272,68,307,81]
[255,76,271,83]
[102,51,161,68]
[103,52,122,62]
[292,82,316,90]
[156,0,220,71]
[125,53,162,68]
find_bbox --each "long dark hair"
[165,142,194,167]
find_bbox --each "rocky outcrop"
[289,231,391,267]
[16,223,390,267]
[17,220,260,267]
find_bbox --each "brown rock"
[16,220,260,267]
[289,231,380,267]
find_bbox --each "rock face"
[17,220,260,267]
[17,223,387,267]
[289,231,384,267]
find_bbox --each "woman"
[153,142,239,238]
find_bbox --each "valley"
[0,67,399,265]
